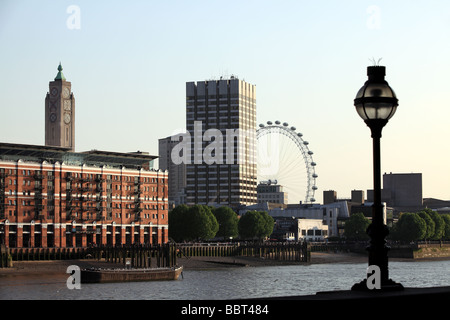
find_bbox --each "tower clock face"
[50,113,57,122]
[51,87,58,97]
[63,87,70,98]
[64,113,71,124]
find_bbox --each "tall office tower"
[159,136,186,206]
[185,77,257,208]
[45,63,75,151]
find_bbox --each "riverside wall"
[309,241,450,260]
[0,242,310,268]
[384,243,450,259]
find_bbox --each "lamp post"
[351,65,404,291]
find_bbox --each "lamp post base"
[351,278,404,292]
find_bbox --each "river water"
[0,260,449,300]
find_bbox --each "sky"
[1,0,450,204]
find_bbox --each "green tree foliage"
[441,214,450,240]
[189,204,219,241]
[238,210,274,241]
[212,206,239,239]
[417,209,435,240]
[393,212,426,242]
[168,204,218,242]
[168,204,190,242]
[344,213,370,240]
[260,211,275,239]
[428,210,445,240]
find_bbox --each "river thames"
[0,259,449,300]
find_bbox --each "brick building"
[0,143,168,248]
[0,64,168,248]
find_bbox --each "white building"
[297,219,328,241]
[242,201,350,238]
[273,217,328,241]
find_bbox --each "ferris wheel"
[257,121,318,204]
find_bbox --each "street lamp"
[352,65,404,291]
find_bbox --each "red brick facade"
[0,160,169,248]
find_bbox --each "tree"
[188,205,219,241]
[212,206,239,239]
[238,211,261,240]
[238,210,274,241]
[393,212,426,242]
[417,210,435,240]
[344,213,370,240]
[168,205,219,242]
[260,211,275,239]
[442,214,450,240]
[168,204,190,242]
[428,210,445,240]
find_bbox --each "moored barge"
[81,266,183,283]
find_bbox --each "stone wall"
[389,243,450,259]
[413,246,450,259]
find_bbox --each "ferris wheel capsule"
[259,124,265,128]
[290,126,296,131]
[283,122,289,127]
[267,121,272,125]
[275,120,281,125]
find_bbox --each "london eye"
[257,121,318,204]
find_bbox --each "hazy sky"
[1,0,450,203]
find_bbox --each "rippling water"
[0,260,449,300]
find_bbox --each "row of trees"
[168,205,274,242]
[344,209,450,242]
[391,209,450,241]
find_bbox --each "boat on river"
[80,266,183,283]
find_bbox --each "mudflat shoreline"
[0,252,367,275]
[1,251,447,275]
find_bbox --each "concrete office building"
[257,182,288,204]
[158,136,186,206]
[367,172,423,212]
[185,77,257,207]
